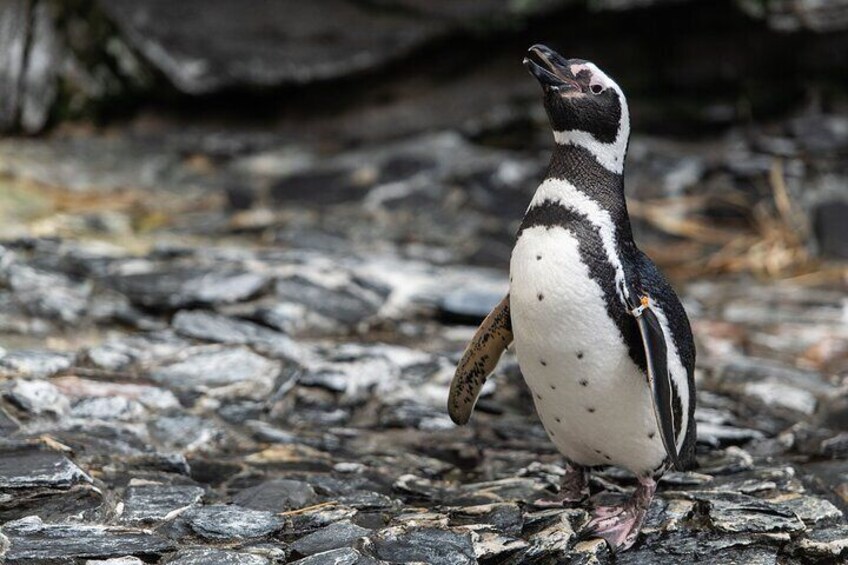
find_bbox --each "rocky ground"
[0,2,846,563]
[0,114,845,565]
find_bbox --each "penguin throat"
[542,143,636,245]
[551,110,630,175]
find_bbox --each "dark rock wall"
[1,0,848,135]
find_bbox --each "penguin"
[448,44,697,552]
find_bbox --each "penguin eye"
[590,84,604,95]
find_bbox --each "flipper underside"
[448,294,513,425]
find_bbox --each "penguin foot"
[583,476,657,552]
[533,463,588,507]
[584,505,643,551]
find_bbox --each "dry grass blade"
[630,158,837,282]
[627,197,743,245]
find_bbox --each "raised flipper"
[448,294,513,425]
[630,295,682,471]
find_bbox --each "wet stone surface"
[0,116,845,563]
[0,234,842,564]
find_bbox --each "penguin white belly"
[510,225,666,475]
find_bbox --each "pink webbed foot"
[533,463,588,507]
[583,476,657,552]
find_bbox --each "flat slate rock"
[438,287,504,324]
[149,346,280,397]
[616,544,780,565]
[1,263,91,323]
[181,504,284,540]
[0,448,89,489]
[233,478,318,513]
[449,503,525,536]
[70,396,147,421]
[85,558,146,565]
[291,547,378,565]
[120,484,205,525]
[291,520,371,556]
[4,379,71,416]
[371,527,476,565]
[703,494,807,534]
[2,516,175,562]
[0,349,74,378]
[275,276,382,326]
[164,548,271,565]
[148,414,223,451]
[171,310,302,360]
[83,331,193,371]
[793,523,848,559]
[107,268,269,310]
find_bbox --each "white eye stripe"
[585,63,614,89]
[569,62,615,92]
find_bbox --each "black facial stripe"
[517,200,646,373]
[545,89,622,144]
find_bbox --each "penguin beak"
[523,44,577,92]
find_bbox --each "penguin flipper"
[632,298,682,471]
[448,294,513,425]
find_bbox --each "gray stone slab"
[149,346,280,397]
[2,516,175,562]
[120,484,204,525]
[372,527,476,565]
[233,479,318,513]
[0,349,74,378]
[291,521,371,557]
[165,548,271,565]
[0,449,89,490]
[182,504,284,540]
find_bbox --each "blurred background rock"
[0,1,846,563]
[0,0,847,271]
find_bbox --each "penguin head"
[524,44,630,173]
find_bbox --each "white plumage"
[510,224,667,475]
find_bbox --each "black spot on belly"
[536,254,542,260]
[587,407,595,413]
[535,393,542,400]
[579,379,588,387]
[550,384,556,390]
[537,293,544,301]
[604,454,612,461]
[594,449,602,454]
[555,417,561,423]
[540,359,547,366]
[577,351,584,359]
[648,432,655,439]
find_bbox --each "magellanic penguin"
[448,44,697,552]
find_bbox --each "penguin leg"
[583,475,656,552]
[533,463,588,507]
